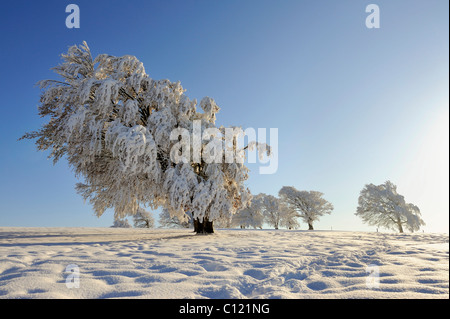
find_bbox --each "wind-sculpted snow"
[0,228,447,299]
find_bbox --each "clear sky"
[0,0,448,232]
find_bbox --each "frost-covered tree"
[111,218,131,228]
[258,194,283,229]
[279,204,300,230]
[279,186,333,230]
[232,194,264,229]
[133,207,155,228]
[356,181,425,233]
[232,208,256,229]
[21,42,262,233]
[258,193,300,230]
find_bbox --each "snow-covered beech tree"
[262,194,301,229]
[258,194,284,229]
[21,42,263,233]
[232,194,264,229]
[279,204,300,230]
[356,181,425,233]
[133,207,155,228]
[235,193,300,230]
[279,186,333,230]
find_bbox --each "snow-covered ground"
[0,227,448,299]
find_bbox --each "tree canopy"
[279,186,333,230]
[356,181,425,233]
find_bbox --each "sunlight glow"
[398,107,449,233]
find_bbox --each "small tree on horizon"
[231,194,265,229]
[356,181,425,233]
[111,218,131,228]
[133,207,155,228]
[158,209,192,229]
[252,193,300,230]
[279,204,300,230]
[279,186,333,230]
[260,194,283,229]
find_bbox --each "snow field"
[0,228,448,298]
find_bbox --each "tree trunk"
[193,218,198,233]
[308,222,314,230]
[397,221,404,233]
[195,217,214,234]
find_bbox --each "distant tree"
[279,186,333,230]
[246,193,301,230]
[279,204,300,230]
[232,194,265,229]
[133,207,155,228]
[158,209,192,229]
[111,218,131,228]
[356,181,425,233]
[259,194,283,229]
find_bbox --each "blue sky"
[0,0,448,232]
